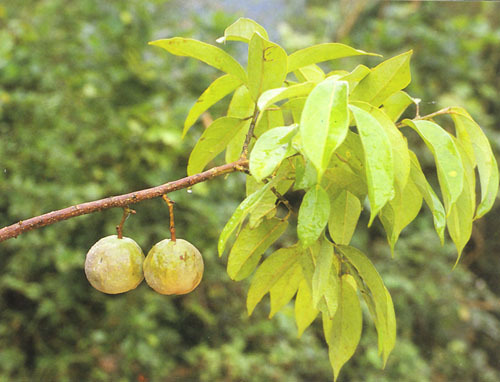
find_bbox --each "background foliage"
[1,1,499,381]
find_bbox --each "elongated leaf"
[403,119,464,212]
[447,141,475,265]
[322,165,367,201]
[216,17,269,43]
[323,275,363,381]
[339,64,370,93]
[288,43,379,72]
[149,38,247,82]
[254,108,285,138]
[227,218,288,280]
[294,64,325,83]
[338,245,395,365]
[187,117,248,176]
[298,185,331,248]
[379,177,423,253]
[349,105,394,225]
[295,279,319,337]
[218,178,278,256]
[250,125,298,181]
[300,78,349,181]
[247,245,302,315]
[382,91,413,122]
[294,156,318,191]
[329,190,362,245]
[257,82,315,111]
[351,101,410,192]
[409,151,446,244]
[247,33,287,101]
[281,97,306,123]
[225,86,254,163]
[451,107,499,218]
[183,74,242,138]
[269,262,303,318]
[312,239,335,307]
[351,51,412,107]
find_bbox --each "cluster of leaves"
[151,18,499,379]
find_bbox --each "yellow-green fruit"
[143,238,204,295]
[85,235,145,294]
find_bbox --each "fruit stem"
[162,195,176,242]
[116,207,136,239]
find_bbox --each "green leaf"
[247,245,302,315]
[379,177,423,253]
[351,51,412,107]
[294,156,318,191]
[216,17,269,43]
[225,86,254,163]
[447,141,475,265]
[269,263,303,318]
[329,190,362,245]
[381,91,414,122]
[409,151,446,244]
[149,38,247,82]
[298,185,331,248]
[281,97,307,123]
[250,125,298,182]
[257,82,315,112]
[288,43,380,72]
[183,74,243,138]
[187,117,248,176]
[312,240,340,318]
[339,64,370,93]
[451,107,499,219]
[351,101,410,192]
[247,33,287,101]
[219,178,278,256]
[295,279,319,337]
[338,245,395,366]
[294,64,325,83]
[323,275,363,381]
[403,119,464,213]
[300,78,349,181]
[322,165,367,201]
[349,105,394,225]
[227,218,289,280]
[254,107,285,138]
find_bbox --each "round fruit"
[85,235,145,294]
[143,238,204,295]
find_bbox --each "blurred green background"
[1,1,500,381]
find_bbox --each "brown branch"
[0,159,249,243]
[240,106,259,159]
[162,195,176,242]
[396,107,461,128]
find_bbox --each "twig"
[0,158,249,243]
[396,107,460,128]
[116,207,136,239]
[240,106,259,160]
[162,195,176,242]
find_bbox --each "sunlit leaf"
[300,78,349,181]
[247,33,287,101]
[250,124,298,182]
[339,64,370,93]
[329,190,362,245]
[254,108,285,137]
[403,119,464,213]
[281,97,307,123]
[351,51,412,107]
[216,17,269,43]
[247,245,302,315]
[187,117,248,176]
[451,107,499,219]
[269,263,303,318]
[257,82,315,112]
[288,43,380,72]
[183,74,243,138]
[409,151,446,244]
[149,38,247,82]
[295,279,319,337]
[337,245,395,365]
[218,178,279,256]
[381,91,413,122]
[298,185,331,247]
[379,177,423,253]
[323,275,363,381]
[227,218,288,280]
[294,64,325,83]
[349,105,394,225]
[312,239,340,318]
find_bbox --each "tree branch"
[0,159,249,243]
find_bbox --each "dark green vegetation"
[1,1,500,381]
